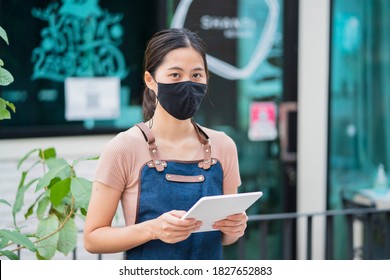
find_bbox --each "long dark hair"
[142,28,209,121]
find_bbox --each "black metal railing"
[236,207,390,260]
[13,207,390,260]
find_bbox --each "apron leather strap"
[135,121,213,171]
[192,121,212,170]
[135,123,166,172]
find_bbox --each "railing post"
[363,213,373,259]
[346,214,354,259]
[237,236,245,260]
[325,215,333,259]
[260,221,268,259]
[385,212,390,258]
[283,219,292,259]
[306,216,312,260]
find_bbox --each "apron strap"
[135,121,213,171]
[192,121,212,170]
[135,123,166,172]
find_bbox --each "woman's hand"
[212,212,248,239]
[151,210,202,244]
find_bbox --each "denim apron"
[126,122,223,260]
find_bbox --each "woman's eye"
[170,73,180,78]
[193,73,202,79]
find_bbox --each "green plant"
[0,25,16,120]
[0,147,98,260]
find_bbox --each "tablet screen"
[182,191,263,232]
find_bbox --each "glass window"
[329,0,390,259]
[0,0,161,138]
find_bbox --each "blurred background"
[1,0,390,260]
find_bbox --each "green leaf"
[36,252,47,260]
[72,155,99,167]
[50,178,71,206]
[46,158,68,170]
[0,106,11,120]
[57,219,77,255]
[37,196,50,219]
[80,207,88,216]
[25,204,34,220]
[25,178,40,190]
[0,97,15,114]
[0,98,14,113]
[36,216,60,259]
[47,177,61,189]
[24,192,44,220]
[0,250,19,260]
[0,66,14,86]
[46,158,71,179]
[0,236,9,249]
[35,161,70,192]
[52,201,66,214]
[17,148,40,170]
[12,171,28,217]
[71,177,92,209]
[7,100,15,112]
[0,26,9,44]
[18,178,40,219]
[0,229,37,252]
[40,147,56,160]
[0,199,11,207]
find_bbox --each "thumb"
[168,210,187,219]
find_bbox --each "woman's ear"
[144,71,156,92]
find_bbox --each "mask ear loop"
[149,77,159,129]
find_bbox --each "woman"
[83,28,248,259]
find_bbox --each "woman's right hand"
[150,210,201,244]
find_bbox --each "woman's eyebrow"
[166,66,205,71]
[167,66,184,71]
[192,67,205,72]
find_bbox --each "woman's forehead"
[160,47,205,69]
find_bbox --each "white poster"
[65,77,120,121]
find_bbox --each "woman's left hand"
[212,212,248,238]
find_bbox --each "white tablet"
[181,191,263,232]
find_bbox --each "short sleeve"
[221,134,242,194]
[93,133,134,192]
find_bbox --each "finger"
[160,225,201,243]
[215,223,247,236]
[166,211,199,226]
[214,218,246,228]
[227,212,248,221]
[159,214,201,233]
[169,210,187,218]
[212,217,247,235]
[162,221,202,234]
[162,233,192,244]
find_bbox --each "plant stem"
[8,196,75,254]
[35,195,75,243]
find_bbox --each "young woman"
[83,28,248,260]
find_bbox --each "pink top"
[93,124,241,225]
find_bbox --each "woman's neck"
[149,110,195,142]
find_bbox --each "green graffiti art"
[31,0,128,81]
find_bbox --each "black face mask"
[156,81,207,120]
